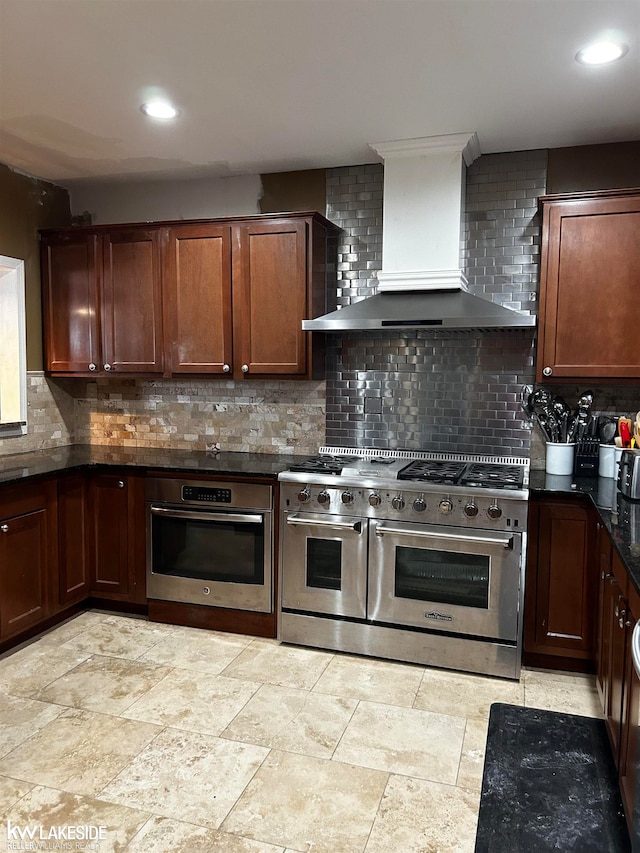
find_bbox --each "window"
[0,255,27,435]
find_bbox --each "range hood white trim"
[370,132,481,166]
[377,268,469,291]
[369,132,480,292]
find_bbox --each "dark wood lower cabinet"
[524,494,599,669]
[89,471,146,604]
[148,599,276,639]
[619,582,640,824]
[596,522,614,705]
[58,472,90,605]
[0,479,57,639]
[604,556,628,760]
[596,527,640,835]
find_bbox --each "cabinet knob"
[0,524,8,533]
[241,364,249,373]
[542,367,553,377]
[104,363,112,371]
[222,364,231,373]
[117,480,125,488]
[89,362,97,371]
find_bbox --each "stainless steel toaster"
[618,449,640,500]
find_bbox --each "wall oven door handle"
[286,514,362,533]
[374,524,513,549]
[149,506,264,525]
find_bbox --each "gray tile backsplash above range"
[324,150,547,457]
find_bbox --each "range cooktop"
[288,452,526,490]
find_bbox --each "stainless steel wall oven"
[146,478,272,612]
[278,448,528,679]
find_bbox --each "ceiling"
[0,0,639,187]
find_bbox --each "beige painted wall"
[0,164,71,370]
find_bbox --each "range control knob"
[369,492,382,507]
[464,502,479,518]
[439,498,454,515]
[412,494,427,513]
[341,490,355,506]
[391,493,405,511]
[297,487,311,504]
[487,503,502,520]
[317,490,331,507]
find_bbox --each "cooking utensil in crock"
[598,417,617,444]
[619,417,632,448]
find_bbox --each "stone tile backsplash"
[0,373,75,455]
[73,378,326,454]
[0,375,326,457]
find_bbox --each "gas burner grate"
[397,460,467,484]
[460,463,525,489]
[288,455,358,474]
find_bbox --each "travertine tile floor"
[0,612,603,853]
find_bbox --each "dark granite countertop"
[530,469,640,598]
[0,444,304,485]
[2,445,639,598]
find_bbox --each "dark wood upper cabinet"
[537,188,640,382]
[101,228,164,374]
[42,212,337,381]
[41,226,164,376]
[232,218,308,377]
[163,223,233,375]
[41,231,101,373]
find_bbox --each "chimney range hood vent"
[304,133,536,332]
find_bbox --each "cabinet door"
[603,550,630,765]
[102,228,164,373]
[608,581,629,765]
[528,499,598,659]
[0,504,51,638]
[41,231,101,373]
[619,588,640,824]
[596,523,613,706]
[537,190,640,381]
[58,473,89,605]
[232,219,309,377]
[164,224,233,374]
[89,473,130,596]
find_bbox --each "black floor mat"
[474,703,631,853]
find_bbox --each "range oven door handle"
[149,506,264,525]
[286,514,362,533]
[373,524,513,549]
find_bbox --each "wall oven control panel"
[181,485,232,504]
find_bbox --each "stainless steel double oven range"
[278,447,529,679]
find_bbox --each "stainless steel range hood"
[304,133,536,332]
[302,289,536,331]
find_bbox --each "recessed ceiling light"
[140,100,180,119]
[576,40,628,65]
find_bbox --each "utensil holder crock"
[545,442,575,476]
